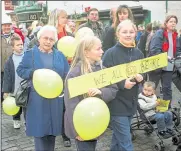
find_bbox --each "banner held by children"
[68,52,168,98]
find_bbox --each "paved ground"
[1,83,181,151]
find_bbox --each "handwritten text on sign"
[68,53,168,98]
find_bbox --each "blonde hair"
[69,36,102,75]
[66,36,102,98]
[116,19,137,44]
[48,9,67,29]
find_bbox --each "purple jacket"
[64,62,118,139]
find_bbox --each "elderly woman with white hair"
[17,25,69,151]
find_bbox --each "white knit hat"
[2,15,12,25]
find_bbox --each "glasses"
[41,36,55,42]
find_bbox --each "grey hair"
[37,25,58,41]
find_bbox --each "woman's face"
[117,24,136,46]
[166,17,177,31]
[118,9,129,23]
[85,39,103,63]
[58,13,68,27]
[39,30,55,52]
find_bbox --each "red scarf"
[57,27,67,40]
[162,30,178,56]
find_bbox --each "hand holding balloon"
[3,97,20,116]
[76,136,84,141]
[73,97,110,140]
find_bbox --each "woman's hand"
[88,88,102,97]
[134,74,143,83]
[76,136,84,141]
[3,93,9,99]
[124,78,136,89]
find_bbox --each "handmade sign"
[156,99,170,112]
[68,52,168,98]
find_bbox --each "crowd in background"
[1,4,181,151]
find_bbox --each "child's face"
[118,24,136,46]
[13,40,23,54]
[85,39,103,63]
[143,86,154,97]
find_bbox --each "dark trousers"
[62,97,70,140]
[34,135,56,151]
[149,70,173,106]
[1,72,4,102]
[75,139,97,151]
[13,107,22,120]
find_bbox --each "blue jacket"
[17,46,69,137]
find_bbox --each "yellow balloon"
[75,27,94,42]
[73,97,110,140]
[3,97,20,116]
[33,69,63,99]
[57,36,77,58]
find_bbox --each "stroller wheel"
[172,110,180,126]
[154,143,165,151]
[172,136,180,145]
[131,131,136,141]
[144,126,153,135]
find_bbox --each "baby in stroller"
[138,81,176,139]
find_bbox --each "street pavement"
[1,83,181,151]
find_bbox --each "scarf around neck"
[162,30,178,56]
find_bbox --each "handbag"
[15,80,31,107]
[15,50,34,107]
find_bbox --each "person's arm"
[2,59,12,94]
[64,73,81,138]
[16,51,34,80]
[62,54,70,81]
[100,83,118,103]
[149,30,163,56]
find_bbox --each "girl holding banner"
[64,36,118,151]
[103,19,144,151]
[149,15,181,108]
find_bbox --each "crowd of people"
[1,4,181,151]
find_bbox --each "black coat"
[103,42,144,116]
[2,55,15,93]
[137,31,150,57]
[102,27,117,52]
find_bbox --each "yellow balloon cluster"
[3,97,20,116]
[73,97,110,140]
[75,27,94,42]
[57,36,77,58]
[33,69,63,99]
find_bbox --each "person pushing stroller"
[138,81,176,139]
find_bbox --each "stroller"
[171,56,181,93]
[131,102,181,151]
